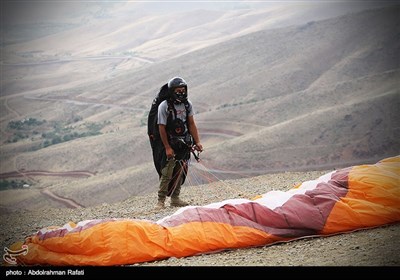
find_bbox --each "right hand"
[166,146,175,160]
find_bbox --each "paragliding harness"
[147,84,200,195]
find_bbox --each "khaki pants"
[158,159,184,201]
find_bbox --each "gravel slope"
[1,170,399,266]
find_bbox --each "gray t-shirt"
[157,100,194,135]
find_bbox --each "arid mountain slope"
[0,5,399,211]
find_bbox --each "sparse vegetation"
[5,117,105,148]
[6,118,46,143]
[7,117,46,130]
[216,97,260,110]
[41,121,104,148]
[0,179,30,191]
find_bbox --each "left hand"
[194,143,203,152]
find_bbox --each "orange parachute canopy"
[6,156,400,266]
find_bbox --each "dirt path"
[3,97,20,119]
[0,170,96,179]
[40,189,84,209]
[0,169,95,209]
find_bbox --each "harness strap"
[166,99,190,135]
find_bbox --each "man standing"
[150,77,203,209]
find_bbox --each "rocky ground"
[1,170,399,267]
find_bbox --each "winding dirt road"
[0,170,96,209]
[0,170,95,179]
[40,189,85,209]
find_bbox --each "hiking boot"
[155,200,165,210]
[170,197,189,207]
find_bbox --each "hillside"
[0,4,399,212]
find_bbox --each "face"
[174,87,186,95]
[173,87,187,103]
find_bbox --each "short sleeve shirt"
[158,100,194,135]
